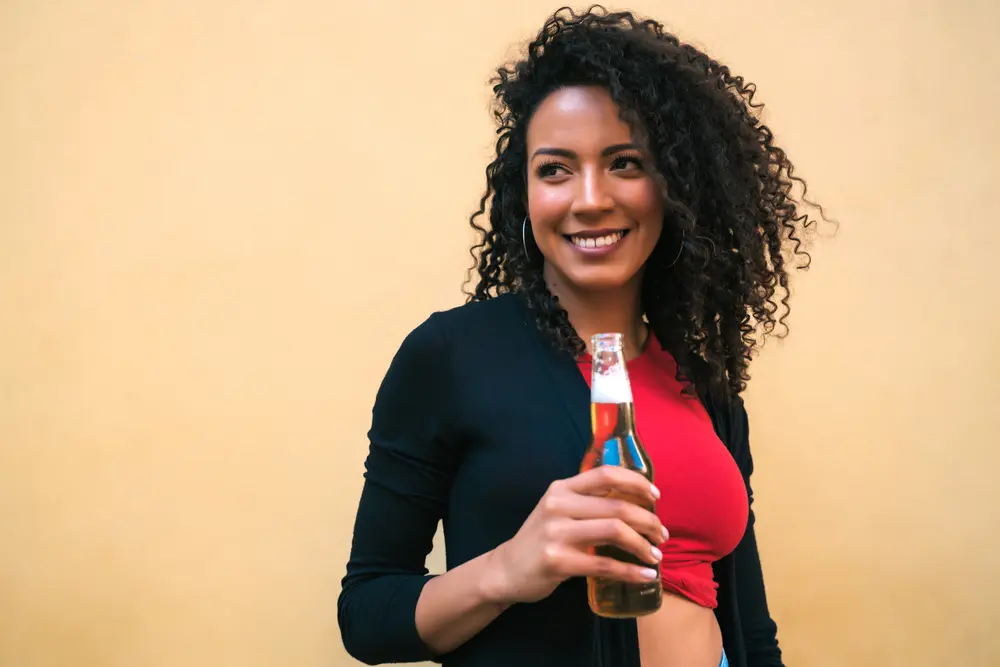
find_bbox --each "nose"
[570,166,615,217]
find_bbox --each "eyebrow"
[530,143,643,161]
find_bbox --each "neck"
[544,265,647,360]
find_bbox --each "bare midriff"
[636,589,722,667]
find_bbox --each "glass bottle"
[580,332,663,618]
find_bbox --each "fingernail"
[640,568,658,580]
[650,546,662,561]
[650,484,660,499]
[662,526,669,542]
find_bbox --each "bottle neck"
[589,333,638,442]
[590,333,634,404]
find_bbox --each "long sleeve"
[337,314,460,665]
[730,401,784,667]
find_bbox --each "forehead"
[526,86,635,151]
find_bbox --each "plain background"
[2,1,998,665]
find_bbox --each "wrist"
[478,542,515,610]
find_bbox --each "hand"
[484,466,668,605]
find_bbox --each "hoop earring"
[665,230,685,268]
[522,216,531,259]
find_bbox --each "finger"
[545,495,667,545]
[565,466,660,505]
[556,547,660,584]
[559,518,663,566]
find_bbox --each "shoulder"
[388,293,529,375]
[430,292,525,332]
[379,293,537,427]
[422,293,530,353]
[395,294,522,347]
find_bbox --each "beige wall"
[2,1,997,666]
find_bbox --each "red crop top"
[577,336,749,609]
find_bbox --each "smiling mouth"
[564,229,630,249]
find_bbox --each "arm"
[731,401,784,667]
[337,314,508,665]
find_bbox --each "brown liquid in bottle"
[580,334,663,618]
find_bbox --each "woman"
[338,7,823,667]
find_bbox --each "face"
[525,85,663,296]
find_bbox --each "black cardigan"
[338,293,784,667]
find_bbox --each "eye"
[610,154,644,172]
[536,160,568,178]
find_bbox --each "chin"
[561,266,640,293]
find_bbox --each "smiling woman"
[338,6,826,667]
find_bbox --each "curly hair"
[465,5,828,401]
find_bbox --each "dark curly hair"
[465,5,828,401]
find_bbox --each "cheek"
[617,181,664,254]
[527,185,572,233]
[626,180,664,226]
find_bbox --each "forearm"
[415,546,512,656]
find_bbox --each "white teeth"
[571,231,624,249]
